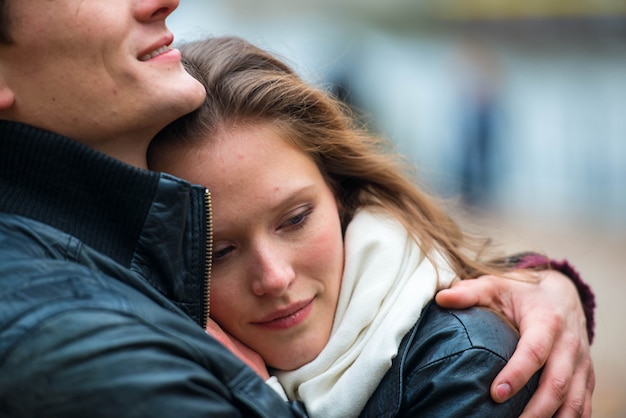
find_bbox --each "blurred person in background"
[454,39,502,208]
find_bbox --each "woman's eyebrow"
[272,184,317,209]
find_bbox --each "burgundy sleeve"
[515,253,596,344]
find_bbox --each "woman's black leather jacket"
[361,302,540,417]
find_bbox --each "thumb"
[436,276,504,309]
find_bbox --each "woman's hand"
[205,318,270,380]
[436,270,594,418]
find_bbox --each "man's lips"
[138,34,175,61]
[139,45,171,61]
[253,298,314,330]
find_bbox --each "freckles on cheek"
[209,283,230,313]
[308,227,344,276]
[209,279,246,324]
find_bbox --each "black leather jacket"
[0,121,305,417]
[361,302,540,417]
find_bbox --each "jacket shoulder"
[413,302,519,366]
[361,302,538,418]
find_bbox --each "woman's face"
[155,122,344,370]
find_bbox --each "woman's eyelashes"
[280,206,313,231]
[213,244,235,262]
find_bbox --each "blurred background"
[170,1,626,416]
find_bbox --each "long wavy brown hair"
[149,36,520,280]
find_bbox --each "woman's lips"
[253,299,314,330]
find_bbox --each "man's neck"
[88,137,151,170]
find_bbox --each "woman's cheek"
[307,218,344,285]
[209,271,247,333]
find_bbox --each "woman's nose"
[251,248,295,297]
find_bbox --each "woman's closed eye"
[280,206,313,231]
[213,244,235,262]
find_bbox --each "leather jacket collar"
[0,120,210,327]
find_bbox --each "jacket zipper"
[203,188,213,328]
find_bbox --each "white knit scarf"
[275,207,458,417]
